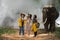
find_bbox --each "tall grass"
[0,27,16,35]
[55,27,60,38]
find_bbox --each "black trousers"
[34,31,37,37]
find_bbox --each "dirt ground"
[0,30,60,40]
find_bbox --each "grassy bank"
[55,27,60,38]
[0,27,16,36]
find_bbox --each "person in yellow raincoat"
[18,13,25,35]
[31,15,38,37]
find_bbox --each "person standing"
[31,15,38,37]
[26,14,32,36]
[18,13,25,36]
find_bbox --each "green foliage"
[33,0,40,4]
[34,0,39,2]
[0,28,16,35]
[56,0,60,11]
[55,27,60,38]
[58,0,60,3]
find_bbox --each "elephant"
[42,6,59,33]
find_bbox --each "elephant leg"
[49,20,55,32]
[44,20,49,32]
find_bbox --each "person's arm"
[31,24,34,31]
[18,18,20,23]
[17,18,21,27]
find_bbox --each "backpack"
[36,22,40,28]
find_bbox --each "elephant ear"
[55,8,59,20]
[54,11,59,20]
[51,7,59,20]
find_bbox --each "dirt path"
[0,30,60,40]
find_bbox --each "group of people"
[18,6,59,37]
[17,5,59,38]
[18,13,40,37]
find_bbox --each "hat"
[20,13,25,17]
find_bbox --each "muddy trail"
[0,30,60,40]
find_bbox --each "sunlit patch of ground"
[0,28,60,40]
[0,30,60,40]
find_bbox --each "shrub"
[55,27,60,38]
